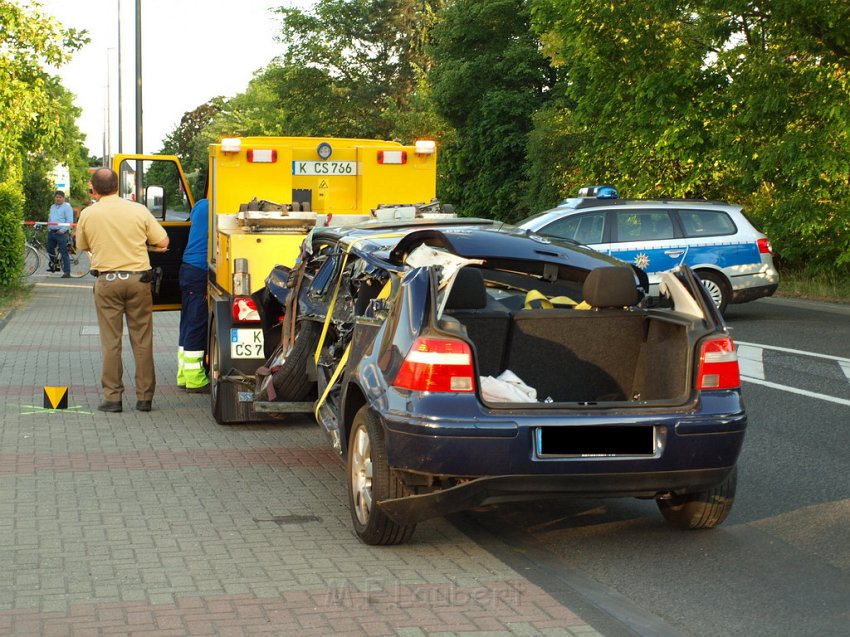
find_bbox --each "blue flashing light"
[578,185,620,199]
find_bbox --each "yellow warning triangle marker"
[43,386,69,410]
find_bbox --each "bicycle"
[22,221,91,278]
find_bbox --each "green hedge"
[0,182,26,287]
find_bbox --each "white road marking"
[736,344,765,380]
[735,341,850,364]
[735,341,850,407]
[740,377,850,407]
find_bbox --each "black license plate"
[537,426,655,457]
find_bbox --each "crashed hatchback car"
[255,218,746,545]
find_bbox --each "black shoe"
[186,384,210,394]
[97,401,122,413]
[47,267,58,273]
[136,400,152,412]
[61,273,70,278]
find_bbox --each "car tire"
[269,320,320,401]
[697,270,730,314]
[656,466,737,529]
[348,406,416,545]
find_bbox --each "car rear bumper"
[377,401,746,522]
[379,466,735,524]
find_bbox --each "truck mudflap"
[377,467,735,525]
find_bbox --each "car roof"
[558,197,734,210]
[518,198,744,229]
[311,220,628,271]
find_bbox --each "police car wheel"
[697,270,729,315]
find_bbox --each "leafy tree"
[0,182,25,286]
[531,0,850,273]
[0,1,87,181]
[152,98,225,199]
[430,0,554,221]
[203,1,449,143]
[20,80,91,217]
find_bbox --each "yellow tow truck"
[112,136,439,423]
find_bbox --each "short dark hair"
[54,190,65,197]
[90,168,119,196]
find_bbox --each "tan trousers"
[93,274,156,402]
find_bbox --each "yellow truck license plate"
[230,329,264,359]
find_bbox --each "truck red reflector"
[392,337,475,393]
[377,150,407,165]
[247,149,277,163]
[757,238,772,254]
[232,296,260,322]
[696,336,740,390]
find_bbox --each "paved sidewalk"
[0,279,603,636]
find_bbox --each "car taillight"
[696,336,740,390]
[757,238,772,254]
[392,337,476,393]
[232,296,260,323]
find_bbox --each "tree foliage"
[206,0,449,143]
[429,0,554,221]
[128,0,850,274]
[530,0,850,273]
[0,1,87,182]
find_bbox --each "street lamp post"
[135,0,143,199]
[117,0,123,154]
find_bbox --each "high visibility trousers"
[177,263,209,389]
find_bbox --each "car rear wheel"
[697,270,730,315]
[348,406,416,545]
[656,466,737,529]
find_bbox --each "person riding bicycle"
[47,190,74,278]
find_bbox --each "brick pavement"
[0,278,603,637]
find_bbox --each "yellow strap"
[314,341,352,420]
[523,289,578,309]
[314,251,350,365]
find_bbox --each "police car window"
[615,210,674,242]
[678,210,736,237]
[543,212,605,244]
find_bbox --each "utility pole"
[134,0,143,199]
[117,0,123,154]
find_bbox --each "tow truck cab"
[113,136,439,423]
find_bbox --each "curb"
[0,306,16,334]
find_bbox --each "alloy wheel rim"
[350,426,373,525]
[702,279,723,308]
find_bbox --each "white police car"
[517,186,779,314]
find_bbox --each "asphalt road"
[453,296,850,637]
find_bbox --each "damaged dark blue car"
[254,218,746,545]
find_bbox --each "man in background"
[75,168,170,413]
[47,190,74,277]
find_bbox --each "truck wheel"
[271,320,320,401]
[656,466,737,529]
[209,323,226,424]
[697,270,730,315]
[348,406,416,545]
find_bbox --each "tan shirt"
[76,194,168,271]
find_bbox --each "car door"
[605,209,688,293]
[112,154,195,310]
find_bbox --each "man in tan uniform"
[76,168,170,412]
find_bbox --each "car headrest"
[446,268,488,310]
[582,267,639,308]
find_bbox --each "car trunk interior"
[442,266,696,405]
